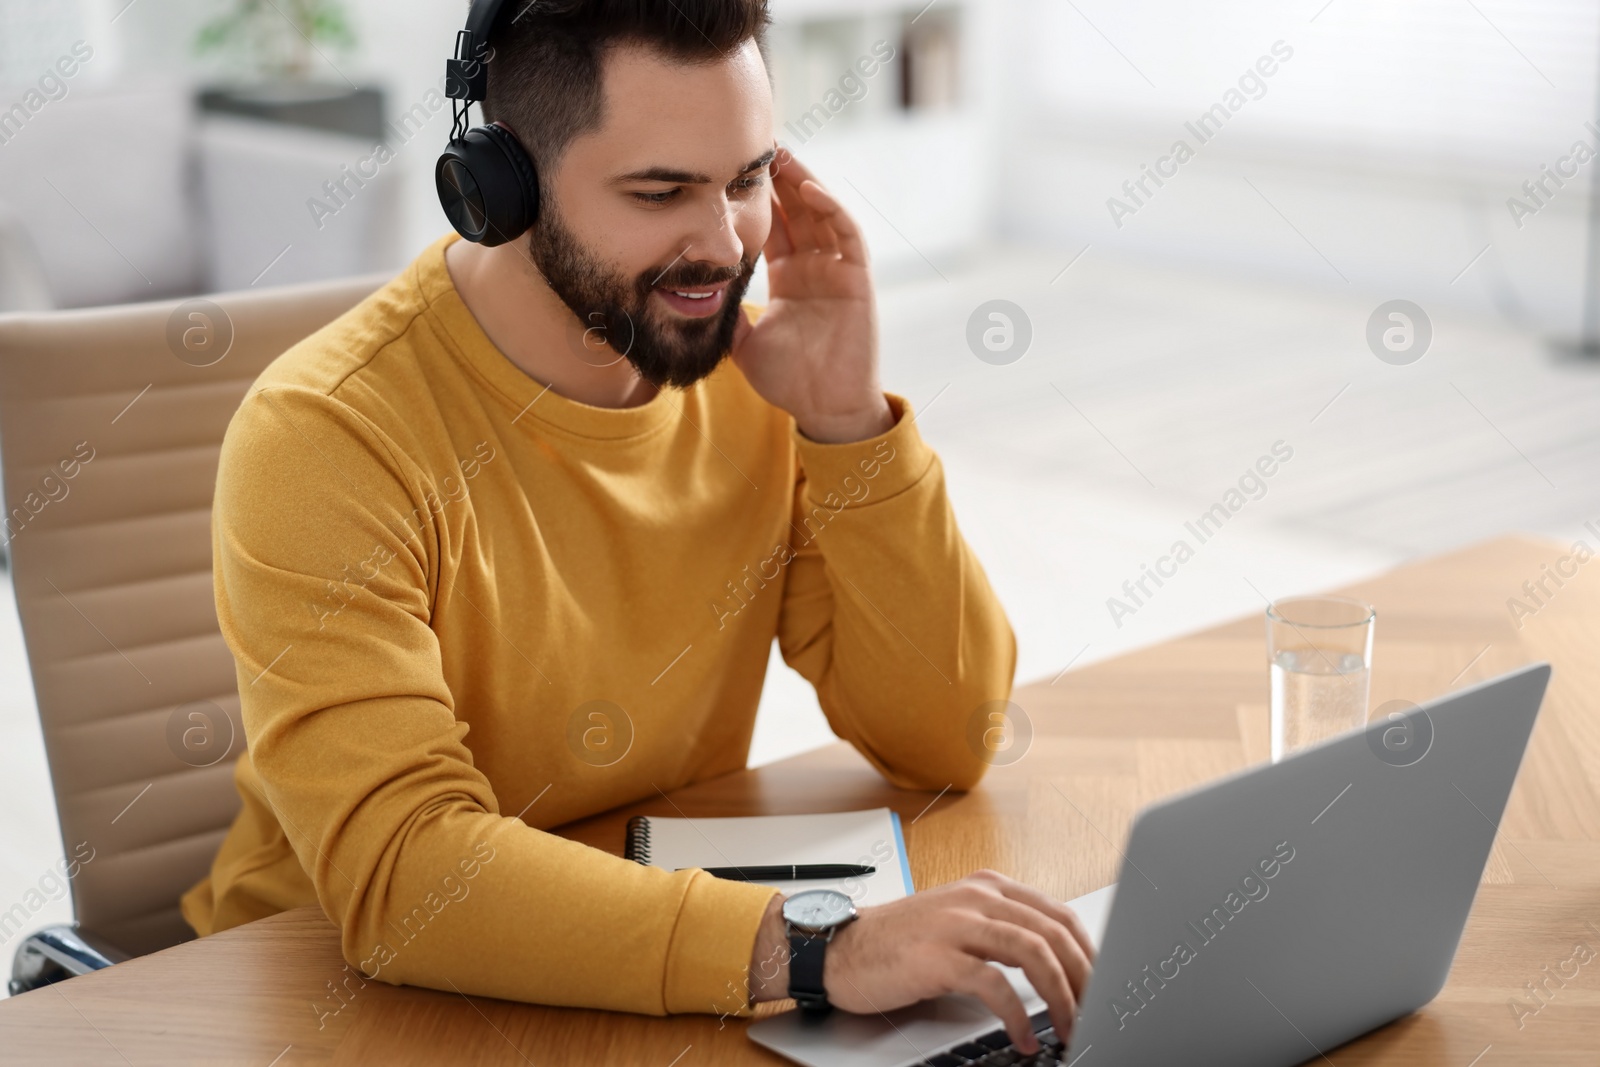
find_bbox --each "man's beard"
[527,205,755,390]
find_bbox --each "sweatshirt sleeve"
[776,393,1018,793]
[213,386,778,1017]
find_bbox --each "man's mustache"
[643,258,754,292]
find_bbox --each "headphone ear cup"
[436,124,540,246]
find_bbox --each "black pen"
[683,863,877,881]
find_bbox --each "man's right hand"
[750,869,1097,1054]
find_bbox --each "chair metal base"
[9,925,125,996]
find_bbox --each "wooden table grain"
[3,535,1597,1065]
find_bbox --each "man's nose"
[688,194,744,267]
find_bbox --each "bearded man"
[182,0,1093,1051]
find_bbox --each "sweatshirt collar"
[414,233,681,441]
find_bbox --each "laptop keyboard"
[914,1011,1067,1067]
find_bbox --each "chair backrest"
[0,272,387,957]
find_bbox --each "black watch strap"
[787,929,831,1012]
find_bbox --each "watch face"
[783,889,856,931]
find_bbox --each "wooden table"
[3,535,1597,1065]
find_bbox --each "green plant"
[195,0,356,82]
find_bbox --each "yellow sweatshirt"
[180,233,1016,1019]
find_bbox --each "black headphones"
[436,0,541,246]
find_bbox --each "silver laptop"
[750,662,1551,1067]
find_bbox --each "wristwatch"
[783,889,859,1013]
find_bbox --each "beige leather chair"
[0,272,387,992]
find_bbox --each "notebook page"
[638,808,912,907]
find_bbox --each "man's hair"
[483,0,771,181]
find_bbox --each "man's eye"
[731,176,765,194]
[632,189,679,205]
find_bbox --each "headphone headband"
[464,0,511,43]
[446,0,513,103]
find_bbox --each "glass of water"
[1267,595,1375,761]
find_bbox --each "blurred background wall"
[3,0,1600,970]
[7,1,1598,329]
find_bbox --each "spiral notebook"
[625,807,915,906]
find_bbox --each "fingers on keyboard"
[918,1020,1066,1067]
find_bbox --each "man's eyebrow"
[742,148,778,173]
[612,149,777,185]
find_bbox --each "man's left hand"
[731,150,894,444]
